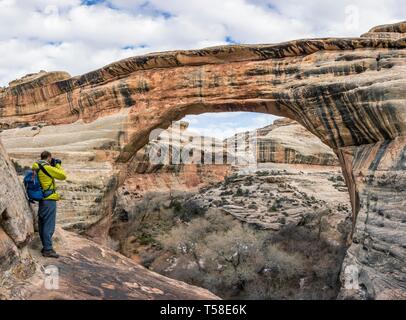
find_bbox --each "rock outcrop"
[0,141,218,300]
[1,226,218,300]
[128,120,232,174]
[0,115,337,235]
[112,164,351,299]
[226,118,339,166]
[0,21,405,299]
[0,141,34,277]
[0,111,128,233]
[190,164,349,232]
[0,119,231,238]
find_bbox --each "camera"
[50,158,62,166]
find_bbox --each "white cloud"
[183,112,277,139]
[267,0,405,37]
[187,126,255,140]
[0,0,403,86]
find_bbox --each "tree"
[157,209,304,299]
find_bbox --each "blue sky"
[184,112,278,139]
[0,0,404,138]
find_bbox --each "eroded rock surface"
[226,118,339,166]
[191,164,350,233]
[0,119,231,240]
[0,141,219,300]
[0,112,128,233]
[110,164,351,299]
[0,227,218,300]
[0,141,34,279]
[338,136,406,299]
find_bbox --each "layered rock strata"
[0,141,218,300]
[0,21,405,299]
[225,118,339,166]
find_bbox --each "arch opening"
[118,104,359,224]
[109,111,353,299]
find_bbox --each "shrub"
[264,245,304,283]
[268,203,278,212]
[224,173,238,185]
[248,203,258,209]
[235,187,244,197]
[138,232,155,245]
[220,190,233,196]
[277,216,286,225]
[170,199,183,213]
[118,191,347,300]
[11,159,30,175]
[255,170,269,176]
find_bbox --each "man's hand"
[50,158,62,166]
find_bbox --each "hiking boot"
[42,249,59,258]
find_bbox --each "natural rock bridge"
[0,21,405,299]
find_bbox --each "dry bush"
[157,210,306,299]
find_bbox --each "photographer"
[32,151,67,258]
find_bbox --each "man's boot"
[42,249,59,258]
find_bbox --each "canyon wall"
[0,21,405,299]
[0,116,335,236]
[0,140,219,299]
[226,117,339,166]
[0,111,127,234]
[0,141,34,277]
[0,118,231,240]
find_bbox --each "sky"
[0,0,404,138]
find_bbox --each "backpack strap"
[37,162,52,178]
[37,162,55,192]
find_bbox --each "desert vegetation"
[110,174,350,299]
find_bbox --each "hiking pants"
[38,200,57,251]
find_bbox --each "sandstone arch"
[0,21,405,299]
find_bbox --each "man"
[32,151,67,258]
